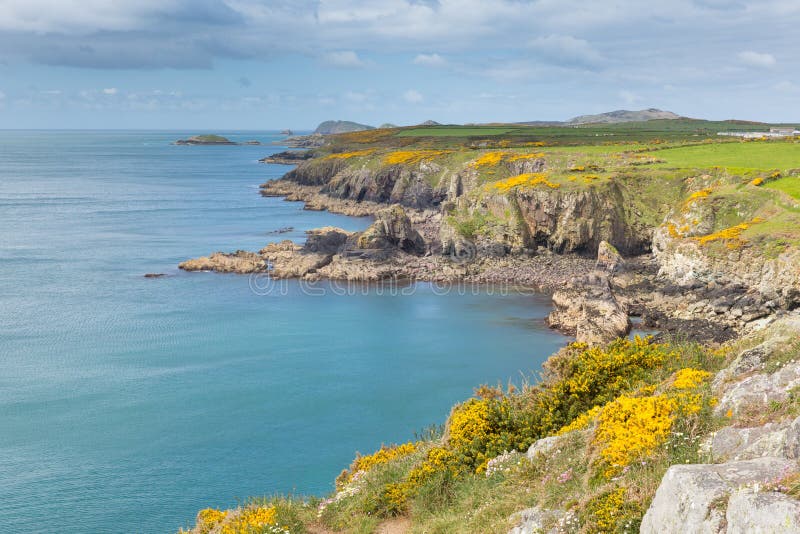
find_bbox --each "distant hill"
[567,108,681,125]
[314,120,375,135]
[379,123,399,129]
[420,120,441,126]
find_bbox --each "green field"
[766,176,800,200]
[396,126,519,137]
[654,141,800,170]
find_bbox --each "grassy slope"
[181,123,800,534]
[767,176,800,200]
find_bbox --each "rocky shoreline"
[182,176,788,345]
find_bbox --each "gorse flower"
[383,150,450,165]
[695,217,764,248]
[672,368,712,390]
[471,151,545,168]
[594,395,677,477]
[336,442,418,487]
[191,505,284,534]
[491,173,560,191]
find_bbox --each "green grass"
[397,127,519,137]
[766,176,800,200]
[654,141,800,171]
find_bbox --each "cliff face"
[280,155,655,256]
[652,184,800,310]
[500,182,649,254]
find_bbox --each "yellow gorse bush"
[471,151,545,168]
[191,506,282,534]
[491,173,560,192]
[556,405,602,435]
[383,150,450,166]
[695,217,764,248]
[337,441,419,487]
[471,151,506,168]
[447,399,491,449]
[688,188,713,201]
[587,487,627,532]
[196,508,227,533]
[673,368,712,390]
[594,395,677,477]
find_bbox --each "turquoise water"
[0,131,567,533]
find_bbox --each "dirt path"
[375,517,411,534]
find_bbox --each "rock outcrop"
[356,205,426,255]
[493,181,650,255]
[178,251,265,273]
[640,457,799,533]
[725,488,800,533]
[507,506,574,534]
[596,240,624,272]
[547,272,631,345]
[175,135,236,145]
[641,313,800,533]
[259,150,313,165]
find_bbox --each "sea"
[0,131,568,533]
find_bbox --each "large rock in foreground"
[640,457,799,533]
[547,273,631,345]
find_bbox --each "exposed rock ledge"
[179,205,597,290]
[259,150,313,165]
[179,250,265,274]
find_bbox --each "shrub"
[491,173,560,192]
[594,395,677,477]
[336,442,418,488]
[383,150,450,166]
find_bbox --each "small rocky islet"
[179,115,800,533]
[174,134,261,146]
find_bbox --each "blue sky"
[0,0,799,129]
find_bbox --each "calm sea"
[0,131,567,533]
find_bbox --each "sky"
[0,0,799,129]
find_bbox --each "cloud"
[529,34,605,69]
[738,50,776,68]
[237,76,252,87]
[102,87,118,95]
[619,90,643,105]
[0,90,5,99]
[403,89,423,103]
[413,53,445,67]
[321,50,366,68]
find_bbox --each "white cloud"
[619,90,642,105]
[738,50,776,68]
[0,0,172,34]
[529,34,605,69]
[0,90,6,100]
[321,50,366,68]
[403,89,423,103]
[102,87,118,95]
[413,53,445,66]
